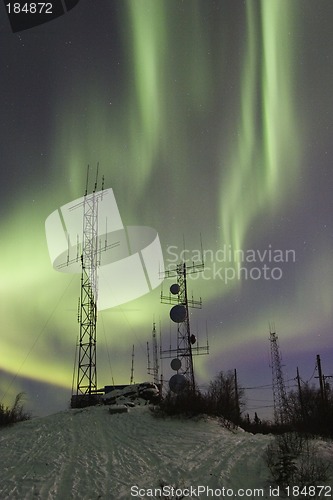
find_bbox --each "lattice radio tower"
[161,261,209,394]
[71,166,104,408]
[269,323,288,424]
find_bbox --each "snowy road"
[0,405,293,499]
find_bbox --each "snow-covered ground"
[0,405,331,499]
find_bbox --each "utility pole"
[296,366,305,422]
[316,354,325,403]
[234,368,240,420]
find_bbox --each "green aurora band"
[219,0,301,254]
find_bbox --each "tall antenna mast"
[152,322,159,385]
[71,166,102,408]
[161,258,209,394]
[147,322,160,385]
[269,323,288,424]
[130,345,135,385]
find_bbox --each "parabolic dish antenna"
[170,283,180,295]
[169,374,187,394]
[170,304,187,323]
[170,358,182,371]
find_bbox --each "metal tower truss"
[71,168,120,408]
[269,324,288,424]
[72,188,102,405]
[161,262,209,393]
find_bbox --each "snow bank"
[0,405,331,499]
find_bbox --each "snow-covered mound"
[102,382,159,406]
[0,405,331,499]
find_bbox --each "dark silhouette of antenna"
[147,322,160,385]
[130,345,135,385]
[269,323,288,424]
[161,256,209,394]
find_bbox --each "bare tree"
[206,370,245,423]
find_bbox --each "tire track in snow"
[0,405,278,499]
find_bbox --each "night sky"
[0,0,332,419]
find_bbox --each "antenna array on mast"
[71,166,104,408]
[160,259,209,394]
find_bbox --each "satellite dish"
[170,304,187,323]
[190,334,196,345]
[170,358,182,371]
[170,283,180,295]
[169,374,187,393]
